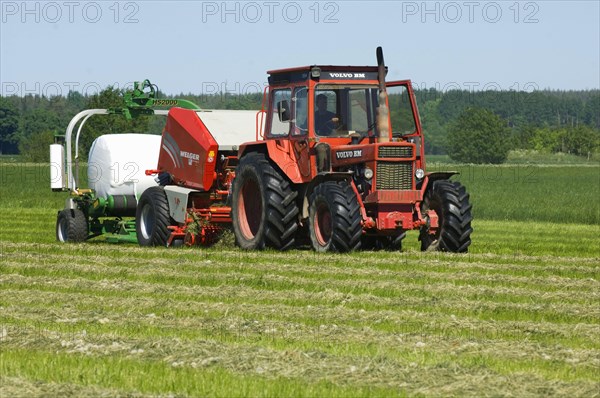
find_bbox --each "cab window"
[292,86,308,136]
[269,88,292,137]
[314,85,379,137]
[386,85,417,136]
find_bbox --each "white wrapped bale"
[87,134,161,200]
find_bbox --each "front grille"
[376,162,413,190]
[378,146,413,159]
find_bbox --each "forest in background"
[1,86,598,162]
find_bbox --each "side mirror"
[277,100,290,122]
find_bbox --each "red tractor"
[53,47,471,252]
[136,47,473,252]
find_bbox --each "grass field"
[0,161,599,397]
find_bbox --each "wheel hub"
[140,205,155,240]
[314,203,333,246]
[238,177,262,239]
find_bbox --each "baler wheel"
[419,180,473,253]
[309,180,362,252]
[56,208,88,242]
[232,152,299,250]
[136,186,172,247]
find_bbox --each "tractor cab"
[250,65,427,199]
[263,66,422,143]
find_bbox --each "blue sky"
[1,1,599,96]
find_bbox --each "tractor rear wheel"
[136,186,172,247]
[309,180,362,252]
[232,152,299,250]
[420,180,473,253]
[56,208,88,242]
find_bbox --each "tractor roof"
[268,65,380,74]
[267,65,385,85]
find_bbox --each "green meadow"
[0,160,598,397]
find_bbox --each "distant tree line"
[415,89,599,162]
[0,88,263,161]
[0,85,598,163]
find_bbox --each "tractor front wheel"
[56,208,88,242]
[309,180,362,252]
[231,152,299,250]
[419,180,473,253]
[136,186,172,247]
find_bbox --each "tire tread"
[232,152,299,250]
[420,180,473,253]
[56,208,88,242]
[309,180,362,252]
[136,186,172,247]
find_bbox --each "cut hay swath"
[0,162,599,397]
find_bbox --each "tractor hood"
[330,141,416,167]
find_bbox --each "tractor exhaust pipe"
[376,46,390,143]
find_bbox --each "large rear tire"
[136,186,172,247]
[56,209,88,242]
[231,152,299,250]
[420,180,473,253]
[309,180,362,252]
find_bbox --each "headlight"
[363,167,374,180]
[415,168,425,179]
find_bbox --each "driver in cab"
[314,94,336,135]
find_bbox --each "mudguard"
[239,140,306,184]
[426,171,459,182]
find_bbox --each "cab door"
[385,80,422,138]
[386,80,425,167]
[289,86,311,178]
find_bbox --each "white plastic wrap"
[50,144,65,190]
[87,134,161,199]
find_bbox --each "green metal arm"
[112,79,201,119]
[62,79,202,191]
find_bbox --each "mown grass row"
[1,162,599,224]
[3,271,597,324]
[2,349,396,398]
[2,275,598,350]
[1,162,599,396]
[1,235,599,396]
[1,210,598,257]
